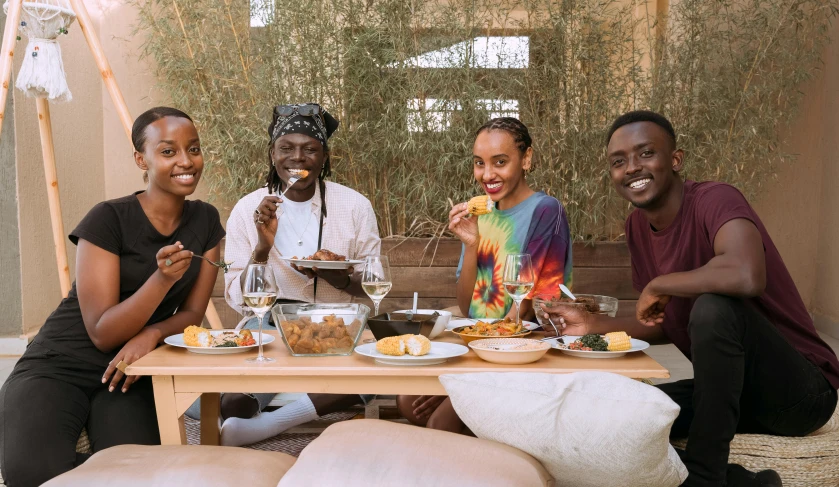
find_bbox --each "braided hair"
[264,123,332,218]
[475,117,532,154]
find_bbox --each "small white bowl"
[393,309,451,339]
[468,338,551,365]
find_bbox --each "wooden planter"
[210,238,637,328]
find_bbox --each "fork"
[279,176,301,198]
[192,254,232,272]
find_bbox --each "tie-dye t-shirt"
[456,192,572,319]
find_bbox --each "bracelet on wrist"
[251,250,268,265]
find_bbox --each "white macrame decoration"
[3,0,76,101]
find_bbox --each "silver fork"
[279,176,301,198]
[192,254,232,272]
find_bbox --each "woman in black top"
[0,107,224,487]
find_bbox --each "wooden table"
[127,331,669,445]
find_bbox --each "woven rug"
[184,410,361,457]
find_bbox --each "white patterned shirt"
[224,181,381,315]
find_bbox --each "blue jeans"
[185,316,375,419]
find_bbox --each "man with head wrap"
[187,104,381,446]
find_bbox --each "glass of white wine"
[503,253,535,327]
[243,264,278,363]
[361,255,392,317]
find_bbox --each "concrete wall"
[0,12,23,345]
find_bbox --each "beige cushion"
[441,372,688,487]
[43,445,296,487]
[278,419,554,486]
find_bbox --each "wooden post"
[67,0,132,141]
[35,98,72,297]
[0,0,23,141]
[67,0,225,329]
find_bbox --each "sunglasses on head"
[276,104,321,118]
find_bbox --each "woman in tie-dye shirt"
[452,117,572,321]
[396,117,572,434]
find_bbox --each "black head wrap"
[269,103,340,150]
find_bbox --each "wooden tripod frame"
[0,0,224,329]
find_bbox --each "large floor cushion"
[278,419,554,486]
[441,372,688,487]
[42,445,296,487]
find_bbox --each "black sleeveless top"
[32,192,225,367]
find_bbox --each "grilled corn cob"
[605,331,632,351]
[404,335,431,356]
[376,336,406,356]
[183,325,212,347]
[467,195,493,216]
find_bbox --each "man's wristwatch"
[335,274,352,290]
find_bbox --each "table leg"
[200,392,221,445]
[152,375,186,445]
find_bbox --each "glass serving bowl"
[271,303,370,357]
[532,293,619,327]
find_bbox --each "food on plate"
[563,334,609,351]
[184,325,212,347]
[605,331,632,351]
[375,334,430,357]
[461,317,524,336]
[376,336,406,356]
[279,314,360,354]
[292,248,347,262]
[403,334,431,356]
[467,195,493,216]
[182,326,256,348]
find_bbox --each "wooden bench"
[209,238,637,328]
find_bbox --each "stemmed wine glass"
[243,264,278,363]
[361,255,392,317]
[503,253,535,327]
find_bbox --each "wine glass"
[243,264,278,363]
[503,253,535,327]
[361,255,392,317]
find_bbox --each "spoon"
[559,283,577,301]
[192,254,232,272]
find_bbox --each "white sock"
[220,395,319,447]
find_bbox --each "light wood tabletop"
[128,330,669,445]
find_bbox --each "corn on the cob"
[376,336,406,356]
[183,325,212,347]
[467,195,493,216]
[605,331,632,351]
[404,335,431,356]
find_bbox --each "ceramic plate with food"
[354,341,468,366]
[447,318,540,331]
[165,327,275,354]
[545,333,649,359]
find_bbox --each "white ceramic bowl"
[393,309,451,339]
[468,338,551,365]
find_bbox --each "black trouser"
[657,294,837,487]
[0,343,160,487]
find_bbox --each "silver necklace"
[282,201,314,246]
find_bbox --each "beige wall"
[812,19,839,337]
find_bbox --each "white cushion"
[441,372,688,487]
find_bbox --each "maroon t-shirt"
[626,180,839,389]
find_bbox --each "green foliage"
[135,0,837,239]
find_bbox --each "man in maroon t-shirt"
[543,111,838,487]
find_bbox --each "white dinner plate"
[354,342,469,366]
[280,257,364,270]
[544,335,650,359]
[164,331,275,354]
[446,318,541,332]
